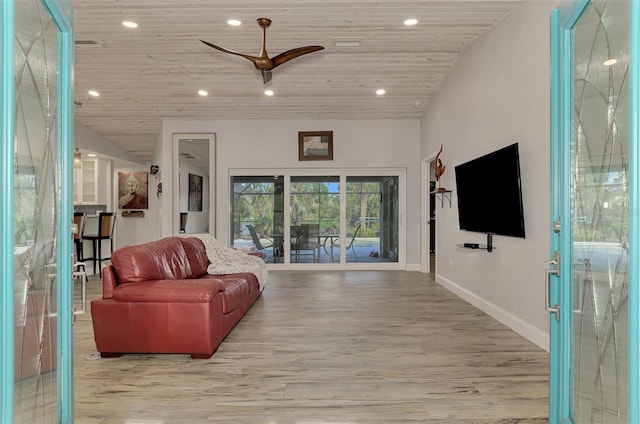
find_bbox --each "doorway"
[421,154,439,274]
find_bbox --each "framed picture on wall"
[118,171,149,209]
[188,173,203,211]
[298,131,333,161]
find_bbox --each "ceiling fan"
[200,18,324,84]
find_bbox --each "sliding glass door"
[290,176,339,263]
[230,170,403,267]
[231,176,283,262]
[345,176,399,263]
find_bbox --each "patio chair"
[334,223,361,261]
[246,224,273,251]
[291,224,321,262]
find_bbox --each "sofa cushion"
[212,277,249,314]
[178,237,210,278]
[112,279,224,303]
[212,272,260,294]
[112,238,193,283]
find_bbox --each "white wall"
[420,1,557,350]
[95,158,112,208]
[158,119,421,266]
[75,123,145,165]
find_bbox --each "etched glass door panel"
[572,0,629,421]
[13,1,62,421]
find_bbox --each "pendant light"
[73,147,82,168]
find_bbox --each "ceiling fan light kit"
[200,17,324,84]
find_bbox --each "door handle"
[545,251,560,321]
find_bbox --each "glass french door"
[549,0,638,421]
[1,0,74,422]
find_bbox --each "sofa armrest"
[112,279,225,303]
[247,251,266,261]
[102,265,119,299]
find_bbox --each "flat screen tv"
[454,143,525,238]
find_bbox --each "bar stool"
[72,212,89,283]
[82,212,116,277]
[73,212,87,260]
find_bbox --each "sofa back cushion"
[178,237,210,278]
[112,237,192,283]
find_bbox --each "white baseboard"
[435,274,549,352]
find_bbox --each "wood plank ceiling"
[71,0,524,162]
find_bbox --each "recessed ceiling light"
[198,90,208,96]
[376,89,386,95]
[87,153,96,157]
[227,19,242,26]
[604,58,617,66]
[122,21,138,28]
[404,18,418,26]
[88,90,100,97]
[265,90,274,96]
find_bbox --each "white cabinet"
[74,159,97,204]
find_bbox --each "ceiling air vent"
[334,38,361,47]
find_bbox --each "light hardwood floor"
[73,270,549,423]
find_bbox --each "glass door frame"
[229,168,406,269]
[0,0,74,421]
[550,0,640,421]
[630,0,640,421]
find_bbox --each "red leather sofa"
[91,237,262,359]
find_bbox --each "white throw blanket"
[194,234,268,291]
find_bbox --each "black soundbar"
[463,243,480,248]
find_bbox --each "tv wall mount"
[456,233,494,252]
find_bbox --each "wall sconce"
[73,147,82,168]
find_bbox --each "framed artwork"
[188,173,203,211]
[298,131,333,161]
[118,171,149,209]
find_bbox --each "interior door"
[549,0,632,421]
[1,0,74,422]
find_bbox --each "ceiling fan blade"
[200,39,261,64]
[262,70,272,84]
[200,19,323,83]
[271,45,325,68]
